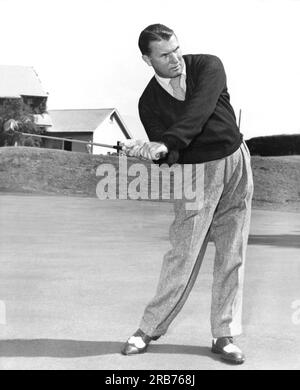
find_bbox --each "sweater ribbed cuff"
[161,134,185,151]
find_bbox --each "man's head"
[138,24,184,79]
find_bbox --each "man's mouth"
[172,64,181,71]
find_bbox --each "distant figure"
[121,24,254,365]
[3,119,21,146]
[86,141,93,154]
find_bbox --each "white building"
[0,65,132,153]
[0,65,50,125]
[45,108,132,155]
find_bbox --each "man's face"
[142,34,184,78]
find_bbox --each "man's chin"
[169,70,182,78]
[157,68,182,78]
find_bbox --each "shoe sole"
[121,344,149,356]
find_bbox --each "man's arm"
[161,55,226,151]
[138,101,167,143]
[138,102,180,164]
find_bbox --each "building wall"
[92,115,129,155]
[43,138,62,150]
[70,133,92,153]
[44,133,93,153]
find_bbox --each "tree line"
[245,134,300,156]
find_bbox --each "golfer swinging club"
[121,24,253,365]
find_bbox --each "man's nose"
[169,52,179,64]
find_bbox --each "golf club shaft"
[17,132,122,151]
[15,131,167,159]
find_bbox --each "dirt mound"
[251,156,300,211]
[0,146,299,212]
[0,147,111,197]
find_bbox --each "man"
[121,24,253,365]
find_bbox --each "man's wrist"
[161,135,183,151]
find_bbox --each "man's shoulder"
[183,54,223,68]
[139,76,157,106]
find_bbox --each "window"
[64,140,72,151]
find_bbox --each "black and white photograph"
[0,0,299,373]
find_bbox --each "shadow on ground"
[248,234,300,249]
[0,339,220,361]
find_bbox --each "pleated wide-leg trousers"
[139,142,254,338]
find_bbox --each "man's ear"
[142,54,152,67]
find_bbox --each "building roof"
[47,108,132,138]
[0,65,48,98]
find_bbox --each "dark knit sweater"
[138,54,243,164]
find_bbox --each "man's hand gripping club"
[121,139,168,161]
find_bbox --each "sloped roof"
[47,109,132,138]
[0,65,48,98]
[48,109,115,132]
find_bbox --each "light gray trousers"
[139,142,254,338]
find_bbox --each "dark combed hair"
[138,24,174,55]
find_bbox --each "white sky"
[0,0,299,140]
